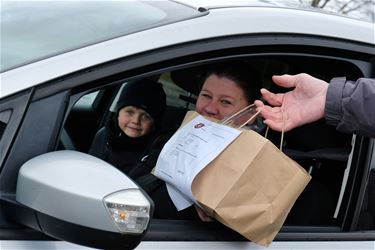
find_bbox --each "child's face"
[118,106,154,138]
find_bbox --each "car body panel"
[2,239,375,249]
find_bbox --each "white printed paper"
[154,115,241,210]
[166,183,193,210]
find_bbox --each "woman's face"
[196,74,250,120]
[117,106,154,138]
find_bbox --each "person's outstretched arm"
[255,73,375,137]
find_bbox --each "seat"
[160,105,188,131]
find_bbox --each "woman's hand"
[195,205,213,222]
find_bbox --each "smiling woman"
[0,0,201,72]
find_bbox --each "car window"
[60,55,368,230]
[66,74,192,153]
[0,0,202,72]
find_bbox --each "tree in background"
[299,0,375,22]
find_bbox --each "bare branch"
[305,0,374,22]
[341,0,374,14]
[311,0,322,7]
[320,0,331,9]
[339,0,355,12]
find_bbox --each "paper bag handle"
[221,104,257,126]
[221,104,285,151]
[264,108,285,151]
[221,104,261,130]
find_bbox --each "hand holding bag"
[155,105,311,246]
[189,105,311,246]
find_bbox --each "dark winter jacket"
[88,117,198,221]
[326,77,375,137]
[129,129,201,220]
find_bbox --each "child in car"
[88,78,166,175]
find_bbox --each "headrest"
[170,65,208,95]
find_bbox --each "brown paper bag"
[181,111,311,246]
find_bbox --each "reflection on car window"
[1,1,201,72]
[75,91,99,109]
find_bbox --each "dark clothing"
[129,129,200,220]
[136,171,199,220]
[89,118,196,219]
[127,129,175,179]
[88,118,153,175]
[144,181,200,220]
[326,77,375,137]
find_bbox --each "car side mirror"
[15,150,153,249]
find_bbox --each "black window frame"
[0,90,32,172]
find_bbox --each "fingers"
[254,103,292,132]
[195,205,213,222]
[254,100,264,111]
[260,105,282,121]
[272,74,298,88]
[263,117,296,132]
[260,88,285,106]
[259,74,298,106]
[263,119,284,132]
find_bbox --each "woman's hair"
[203,61,262,102]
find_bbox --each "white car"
[1,1,374,249]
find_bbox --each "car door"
[1,5,375,249]
[1,31,374,249]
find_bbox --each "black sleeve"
[130,129,200,220]
[128,129,176,179]
[127,149,161,179]
[326,77,375,137]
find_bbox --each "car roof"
[1,0,374,98]
[176,0,304,9]
[176,0,354,16]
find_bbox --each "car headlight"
[104,189,150,234]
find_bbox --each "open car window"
[61,54,367,235]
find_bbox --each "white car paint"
[2,240,375,250]
[1,3,373,98]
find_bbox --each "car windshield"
[0,0,201,72]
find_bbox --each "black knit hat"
[115,79,166,124]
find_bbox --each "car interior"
[59,55,364,230]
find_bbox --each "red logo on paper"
[194,123,205,129]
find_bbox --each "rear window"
[0,0,202,72]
